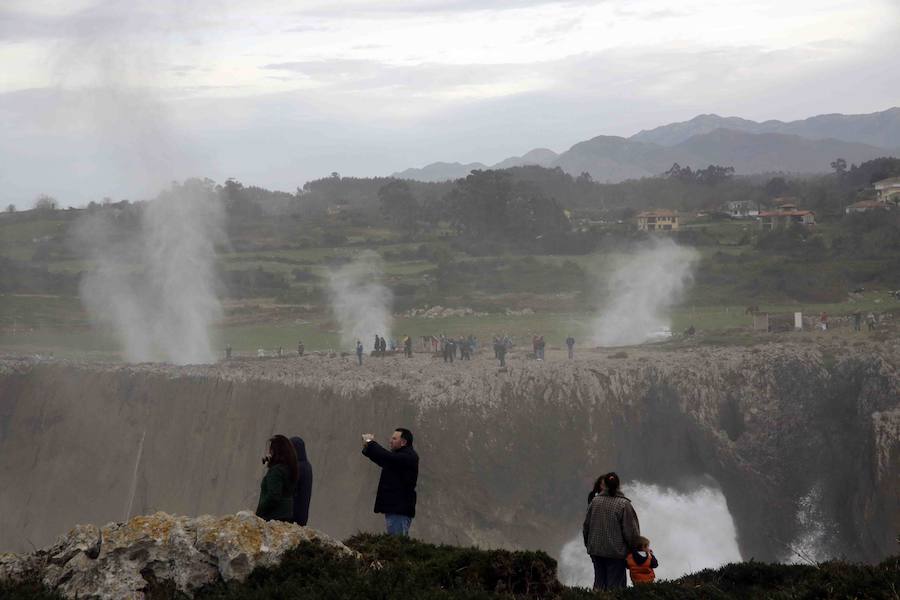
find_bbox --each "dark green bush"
[197,535,559,600]
[0,580,65,600]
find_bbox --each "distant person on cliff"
[583,472,641,590]
[361,428,419,536]
[356,340,364,365]
[297,340,305,356]
[626,536,659,585]
[460,337,471,360]
[566,336,575,359]
[404,335,413,358]
[290,436,314,526]
[255,435,299,522]
[496,340,507,367]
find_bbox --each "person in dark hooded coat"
[290,436,314,526]
[255,435,298,522]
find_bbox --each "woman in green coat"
[256,434,299,521]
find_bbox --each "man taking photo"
[361,428,419,536]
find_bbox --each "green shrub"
[197,535,560,600]
[0,580,65,600]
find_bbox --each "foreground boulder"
[0,512,354,599]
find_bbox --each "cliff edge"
[1,338,897,563]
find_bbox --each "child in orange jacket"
[626,536,659,585]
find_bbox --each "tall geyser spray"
[78,180,225,364]
[591,238,698,346]
[327,251,393,350]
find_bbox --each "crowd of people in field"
[226,331,585,365]
[347,333,578,368]
[255,430,656,591]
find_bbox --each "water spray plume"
[327,251,393,350]
[78,180,225,364]
[592,238,698,346]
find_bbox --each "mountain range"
[391,107,900,183]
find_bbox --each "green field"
[2,291,896,360]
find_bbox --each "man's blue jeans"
[385,514,412,536]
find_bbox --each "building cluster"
[635,176,899,232]
[846,176,900,214]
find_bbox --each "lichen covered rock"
[0,512,354,599]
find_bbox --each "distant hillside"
[674,129,890,174]
[546,128,890,181]
[391,161,487,182]
[492,147,558,169]
[633,106,900,148]
[393,149,558,182]
[551,135,698,181]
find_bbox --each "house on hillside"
[759,202,815,230]
[723,200,759,219]
[637,209,679,231]
[873,177,900,204]
[845,199,893,214]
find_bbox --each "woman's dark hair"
[588,473,608,504]
[603,472,621,496]
[268,434,299,485]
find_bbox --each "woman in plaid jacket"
[583,472,641,590]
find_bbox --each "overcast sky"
[2,0,899,207]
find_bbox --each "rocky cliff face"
[1,339,897,563]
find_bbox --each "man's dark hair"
[395,428,413,447]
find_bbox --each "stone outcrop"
[0,512,353,599]
[1,338,897,565]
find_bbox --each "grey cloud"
[263,58,543,94]
[292,0,601,18]
[263,59,383,78]
[4,26,900,207]
[261,44,785,99]
[282,22,332,34]
[531,16,583,41]
[0,1,219,41]
[612,6,693,19]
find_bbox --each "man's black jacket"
[362,441,419,518]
